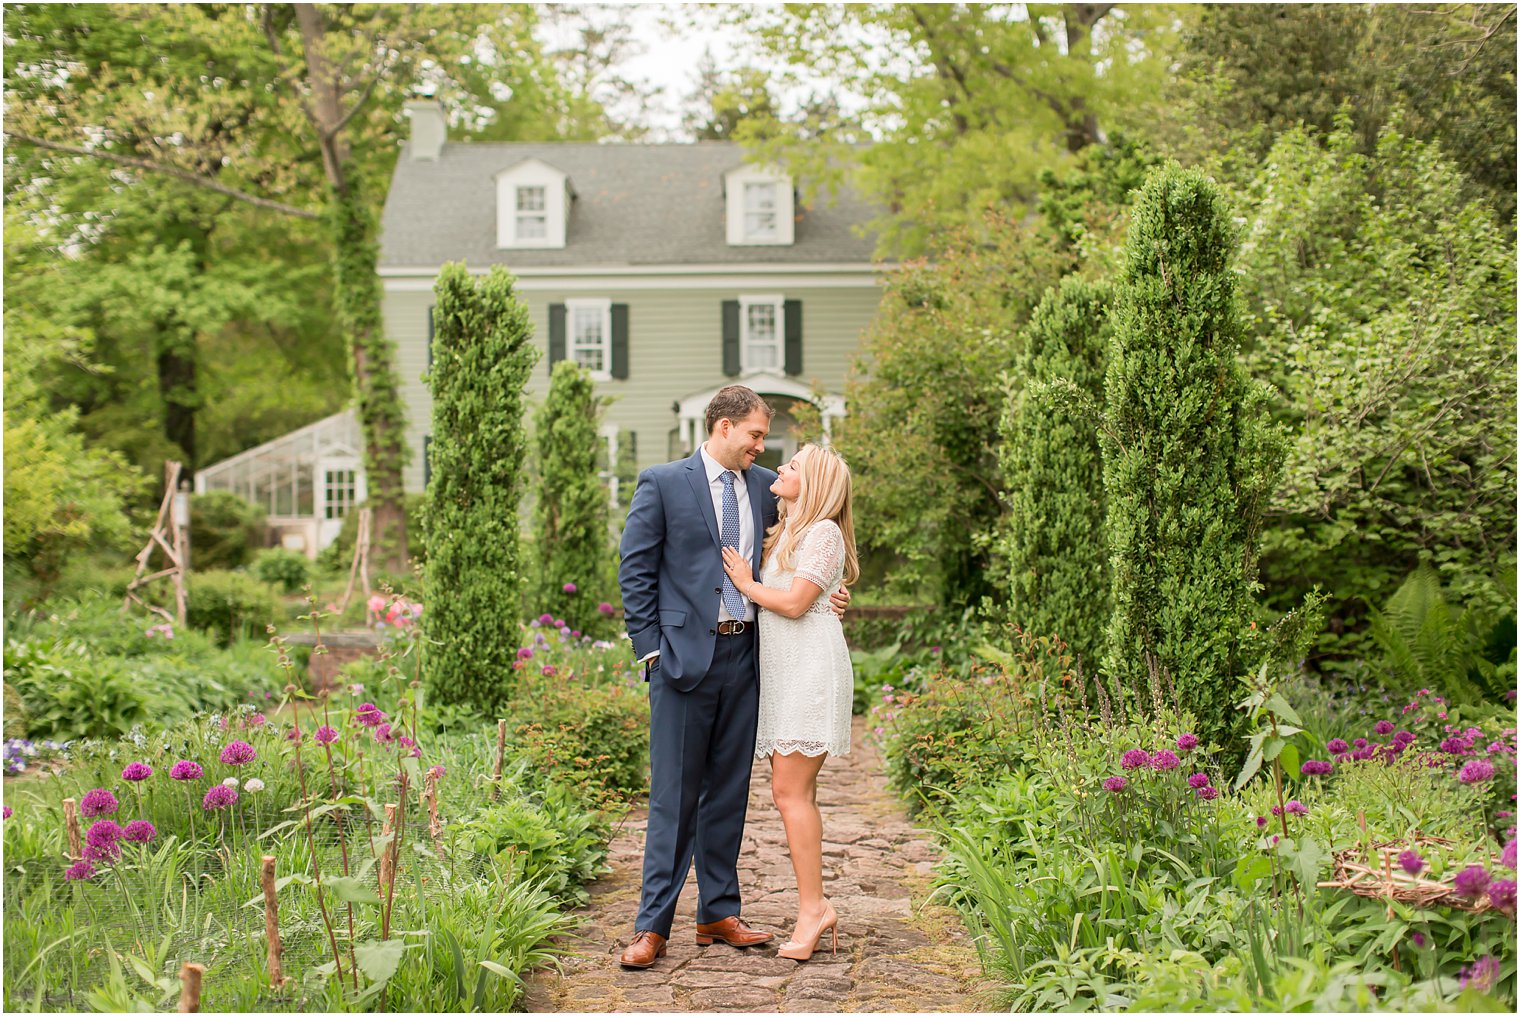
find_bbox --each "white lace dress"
[754,519,853,759]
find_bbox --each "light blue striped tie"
[720,470,746,619]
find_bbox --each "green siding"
[386,282,882,494]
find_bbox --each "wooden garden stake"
[424,772,443,850]
[490,719,507,801]
[177,962,204,1012]
[260,855,285,988]
[62,797,81,860]
[379,803,398,893]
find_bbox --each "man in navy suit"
[616,385,847,968]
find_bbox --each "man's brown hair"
[705,385,774,434]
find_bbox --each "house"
[198,101,885,555]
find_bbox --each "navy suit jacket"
[618,450,778,691]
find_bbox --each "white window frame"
[515,185,547,240]
[567,297,613,382]
[742,181,779,241]
[739,294,785,374]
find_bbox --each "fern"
[1365,563,1514,704]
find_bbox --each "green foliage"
[456,779,609,905]
[184,570,283,647]
[1101,164,1287,745]
[188,491,267,572]
[1366,564,1517,708]
[996,277,1112,666]
[1172,3,1516,223]
[251,548,312,594]
[835,212,1068,607]
[726,4,1181,254]
[1235,122,1517,662]
[316,494,427,574]
[530,361,613,628]
[423,263,538,716]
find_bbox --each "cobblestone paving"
[525,716,990,1013]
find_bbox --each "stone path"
[525,717,989,1013]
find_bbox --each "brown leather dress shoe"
[619,930,667,969]
[695,915,775,948]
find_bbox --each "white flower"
[223,777,239,788]
[244,778,265,793]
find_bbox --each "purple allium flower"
[1440,736,1470,754]
[1188,772,1210,789]
[65,860,95,881]
[355,704,386,728]
[86,819,123,846]
[1411,932,1427,948]
[1176,733,1199,752]
[541,664,557,676]
[1102,777,1128,792]
[562,582,577,593]
[245,714,266,727]
[1256,816,1268,828]
[537,613,553,624]
[1399,850,1425,875]
[1326,738,1349,754]
[570,630,581,639]
[598,602,615,616]
[1120,749,1150,771]
[315,725,338,745]
[80,789,119,817]
[219,741,257,766]
[1488,879,1516,911]
[554,619,567,629]
[285,727,304,743]
[1374,720,1395,736]
[1393,730,1416,745]
[84,836,120,862]
[1459,956,1501,994]
[1300,759,1334,776]
[202,785,238,810]
[1501,839,1516,870]
[169,760,203,781]
[1382,741,1406,757]
[121,762,153,782]
[1271,805,1284,816]
[1453,865,1492,898]
[123,820,157,843]
[1196,786,1220,800]
[1352,747,1376,761]
[516,647,534,660]
[1458,759,1496,783]
[1284,800,1308,816]
[1354,738,1369,749]
[1149,749,1181,771]
[2,805,10,819]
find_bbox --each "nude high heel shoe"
[777,902,838,961]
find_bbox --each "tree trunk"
[1061,3,1111,152]
[293,3,410,570]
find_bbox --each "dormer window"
[516,186,547,240]
[496,159,570,249]
[725,164,794,246]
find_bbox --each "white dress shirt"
[700,445,757,623]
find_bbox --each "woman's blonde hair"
[761,443,859,586]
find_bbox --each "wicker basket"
[1316,834,1496,912]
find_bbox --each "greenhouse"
[194,409,366,557]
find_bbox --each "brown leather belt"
[716,620,750,636]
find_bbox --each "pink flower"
[315,725,338,745]
[1103,777,1128,792]
[219,741,257,766]
[1196,786,1219,800]
[123,820,157,843]
[80,789,119,817]
[1149,749,1181,772]
[1120,750,1151,771]
[563,583,577,593]
[65,860,96,881]
[1176,733,1199,752]
[121,762,153,782]
[1458,759,1496,783]
[517,647,534,660]
[169,761,203,781]
[202,785,238,810]
[1188,773,1210,789]
[598,602,615,616]
[367,595,386,613]
[542,665,557,676]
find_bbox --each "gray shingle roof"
[378,141,878,269]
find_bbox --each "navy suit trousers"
[635,628,759,936]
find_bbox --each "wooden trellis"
[123,460,190,625]
[335,506,373,617]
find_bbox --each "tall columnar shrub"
[998,277,1111,668]
[423,263,538,715]
[1101,164,1286,744]
[532,360,612,626]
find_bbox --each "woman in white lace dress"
[722,444,858,961]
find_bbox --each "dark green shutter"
[784,299,802,376]
[426,305,435,369]
[610,303,629,379]
[721,300,740,377]
[423,435,432,488]
[548,303,566,372]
